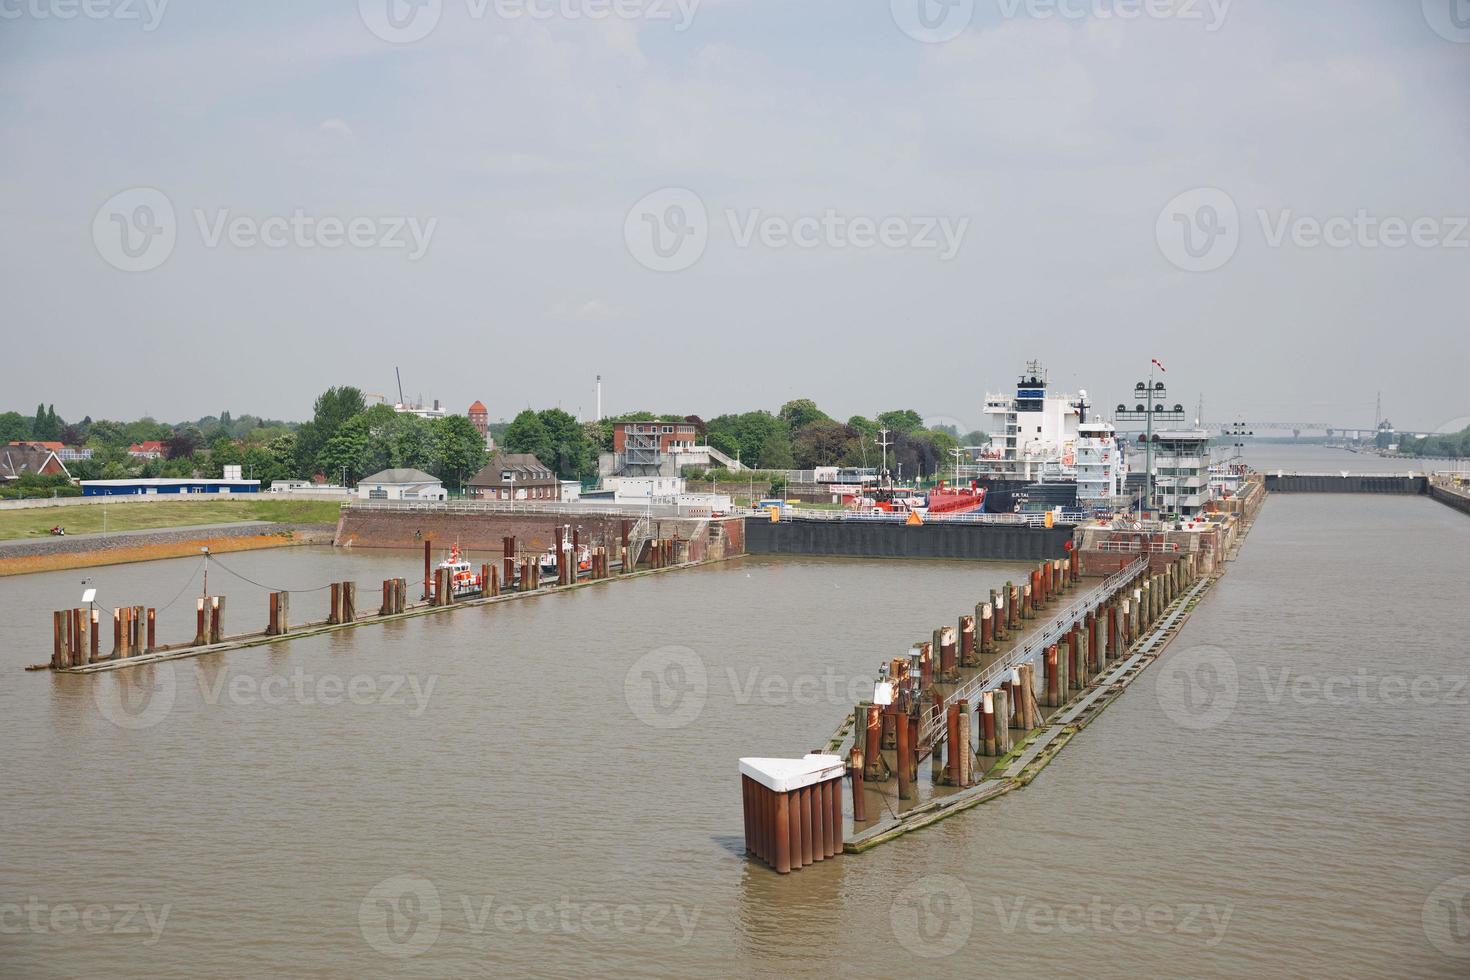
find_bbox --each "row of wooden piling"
[49,528,688,671]
[835,550,1202,840]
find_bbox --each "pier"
[739,514,1246,873]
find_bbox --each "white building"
[267,480,352,498]
[1150,429,1213,517]
[977,363,1084,480]
[1074,420,1129,508]
[357,468,447,501]
[394,400,448,419]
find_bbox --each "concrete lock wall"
[1263,474,1428,494]
[743,518,1074,561]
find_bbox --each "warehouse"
[80,477,262,496]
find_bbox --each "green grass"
[0,498,343,540]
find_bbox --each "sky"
[1,0,1466,435]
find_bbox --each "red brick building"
[466,453,561,501]
[611,419,703,454]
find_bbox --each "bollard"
[1044,645,1059,707]
[957,699,973,786]
[194,597,208,646]
[938,627,959,682]
[959,614,977,668]
[1068,629,1081,690]
[981,690,997,756]
[864,704,888,780]
[849,747,867,823]
[896,705,913,801]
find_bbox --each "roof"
[80,478,261,487]
[8,440,64,451]
[128,441,165,452]
[468,400,488,414]
[468,453,558,486]
[1,446,70,480]
[360,468,442,485]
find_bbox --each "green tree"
[296,386,366,474]
[791,419,854,469]
[778,399,830,432]
[877,409,924,434]
[206,435,243,477]
[503,409,554,462]
[431,415,490,490]
[537,408,592,480]
[0,411,28,443]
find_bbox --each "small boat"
[540,542,593,575]
[428,545,483,600]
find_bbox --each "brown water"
[2,497,1467,977]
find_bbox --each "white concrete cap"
[739,754,845,792]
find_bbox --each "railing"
[759,508,1086,528]
[344,499,679,518]
[1095,540,1180,554]
[918,556,1149,748]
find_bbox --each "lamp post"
[948,446,964,486]
[1114,363,1186,516]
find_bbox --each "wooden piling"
[328,583,342,624]
[850,747,867,823]
[342,581,355,622]
[209,596,224,643]
[194,597,208,646]
[503,536,516,591]
[959,614,977,667]
[423,540,432,601]
[1045,645,1059,707]
[896,705,913,800]
[957,699,972,786]
[981,691,997,756]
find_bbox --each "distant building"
[394,400,447,419]
[467,400,495,449]
[266,480,352,498]
[466,453,561,501]
[1,445,69,481]
[128,441,166,460]
[80,478,260,496]
[1074,421,1129,509]
[8,440,91,463]
[600,418,743,477]
[356,468,447,501]
[1149,429,1213,517]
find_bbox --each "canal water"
[2,496,1467,977]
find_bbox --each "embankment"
[744,517,1072,561]
[0,524,333,576]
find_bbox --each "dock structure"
[738,542,1227,873]
[37,532,699,674]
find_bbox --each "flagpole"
[1145,361,1155,517]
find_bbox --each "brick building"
[467,453,561,501]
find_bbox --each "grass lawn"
[0,498,344,540]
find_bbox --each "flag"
[1151,358,1166,372]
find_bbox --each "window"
[502,472,513,482]
[662,425,673,433]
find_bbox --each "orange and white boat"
[428,545,483,599]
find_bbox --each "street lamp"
[1114,363,1186,516]
[948,445,964,486]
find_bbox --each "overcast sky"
[2,1,1466,434]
